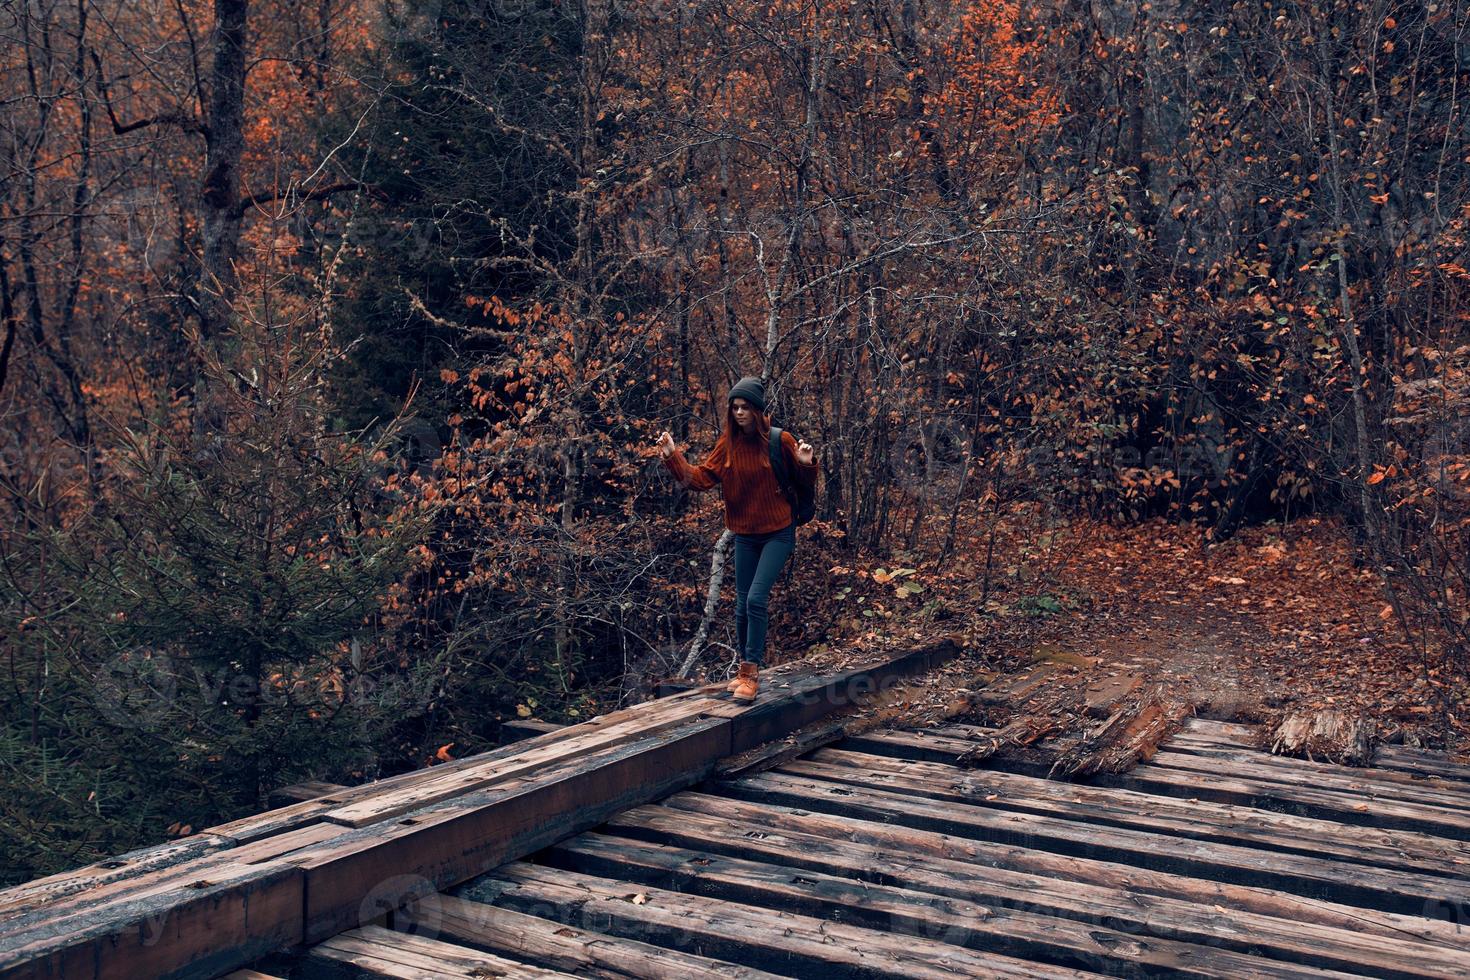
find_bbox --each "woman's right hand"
[655,431,676,459]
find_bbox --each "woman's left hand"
[796,440,815,465]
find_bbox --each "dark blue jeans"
[733,522,796,666]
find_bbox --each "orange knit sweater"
[664,428,818,534]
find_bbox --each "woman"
[656,376,818,702]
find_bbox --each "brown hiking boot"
[730,661,759,702]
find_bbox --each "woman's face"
[731,397,756,431]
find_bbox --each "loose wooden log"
[1049,691,1194,778]
[660,791,1470,950]
[604,801,1470,977]
[1081,672,1144,719]
[466,862,1103,979]
[1272,711,1377,766]
[954,716,1060,766]
[712,769,1470,917]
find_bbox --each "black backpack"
[768,426,816,526]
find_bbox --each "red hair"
[715,399,772,473]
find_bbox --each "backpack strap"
[770,428,799,587]
[768,426,793,501]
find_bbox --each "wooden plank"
[324,696,724,827]
[857,725,1470,841]
[1152,740,1470,811]
[467,862,1105,979]
[0,834,231,919]
[205,684,726,843]
[793,747,1470,879]
[977,664,1056,706]
[1165,734,1470,801]
[221,971,290,980]
[545,832,1359,979]
[604,802,1470,977]
[711,769,1470,917]
[431,895,782,979]
[1185,718,1260,743]
[293,717,734,944]
[660,790,1470,950]
[1374,744,1470,783]
[0,860,301,980]
[305,924,579,978]
[1100,760,1470,840]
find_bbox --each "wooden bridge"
[4,640,1470,979]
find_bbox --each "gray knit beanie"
[727,376,766,413]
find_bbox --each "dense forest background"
[2,0,1467,886]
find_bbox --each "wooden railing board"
[0,834,232,920]
[322,695,725,828]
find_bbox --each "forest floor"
[777,510,1470,755]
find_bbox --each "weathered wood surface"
[714,767,1470,916]
[466,863,1105,979]
[657,791,1470,950]
[303,924,580,979]
[543,833,1359,979]
[601,801,1470,975]
[1048,690,1194,778]
[430,895,781,979]
[1271,710,1378,766]
[267,780,350,808]
[797,746,1470,878]
[1186,716,1470,783]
